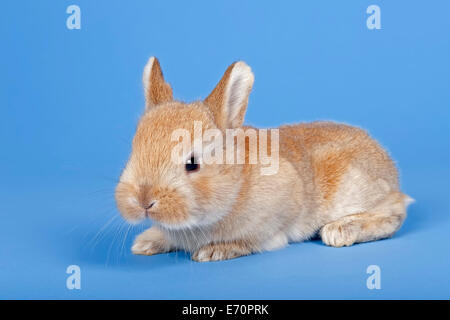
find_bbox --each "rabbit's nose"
[144,200,156,210]
[137,184,155,209]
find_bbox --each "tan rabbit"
[115,57,413,262]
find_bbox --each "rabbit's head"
[115,57,254,229]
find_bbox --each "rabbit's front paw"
[132,227,171,256]
[192,242,251,262]
[321,220,358,248]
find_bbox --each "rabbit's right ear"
[204,61,254,130]
[142,57,173,109]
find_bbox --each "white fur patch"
[404,195,415,206]
[261,233,288,251]
[128,197,139,206]
[224,62,254,128]
[142,56,155,94]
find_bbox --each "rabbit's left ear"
[142,57,173,109]
[204,61,254,130]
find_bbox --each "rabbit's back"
[279,121,399,216]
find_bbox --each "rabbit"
[115,56,413,262]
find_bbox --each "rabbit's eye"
[185,156,199,172]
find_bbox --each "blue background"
[1,0,449,299]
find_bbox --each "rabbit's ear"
[142,57,173,109]
[204,61,254,130]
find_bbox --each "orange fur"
[144,57,173,108]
